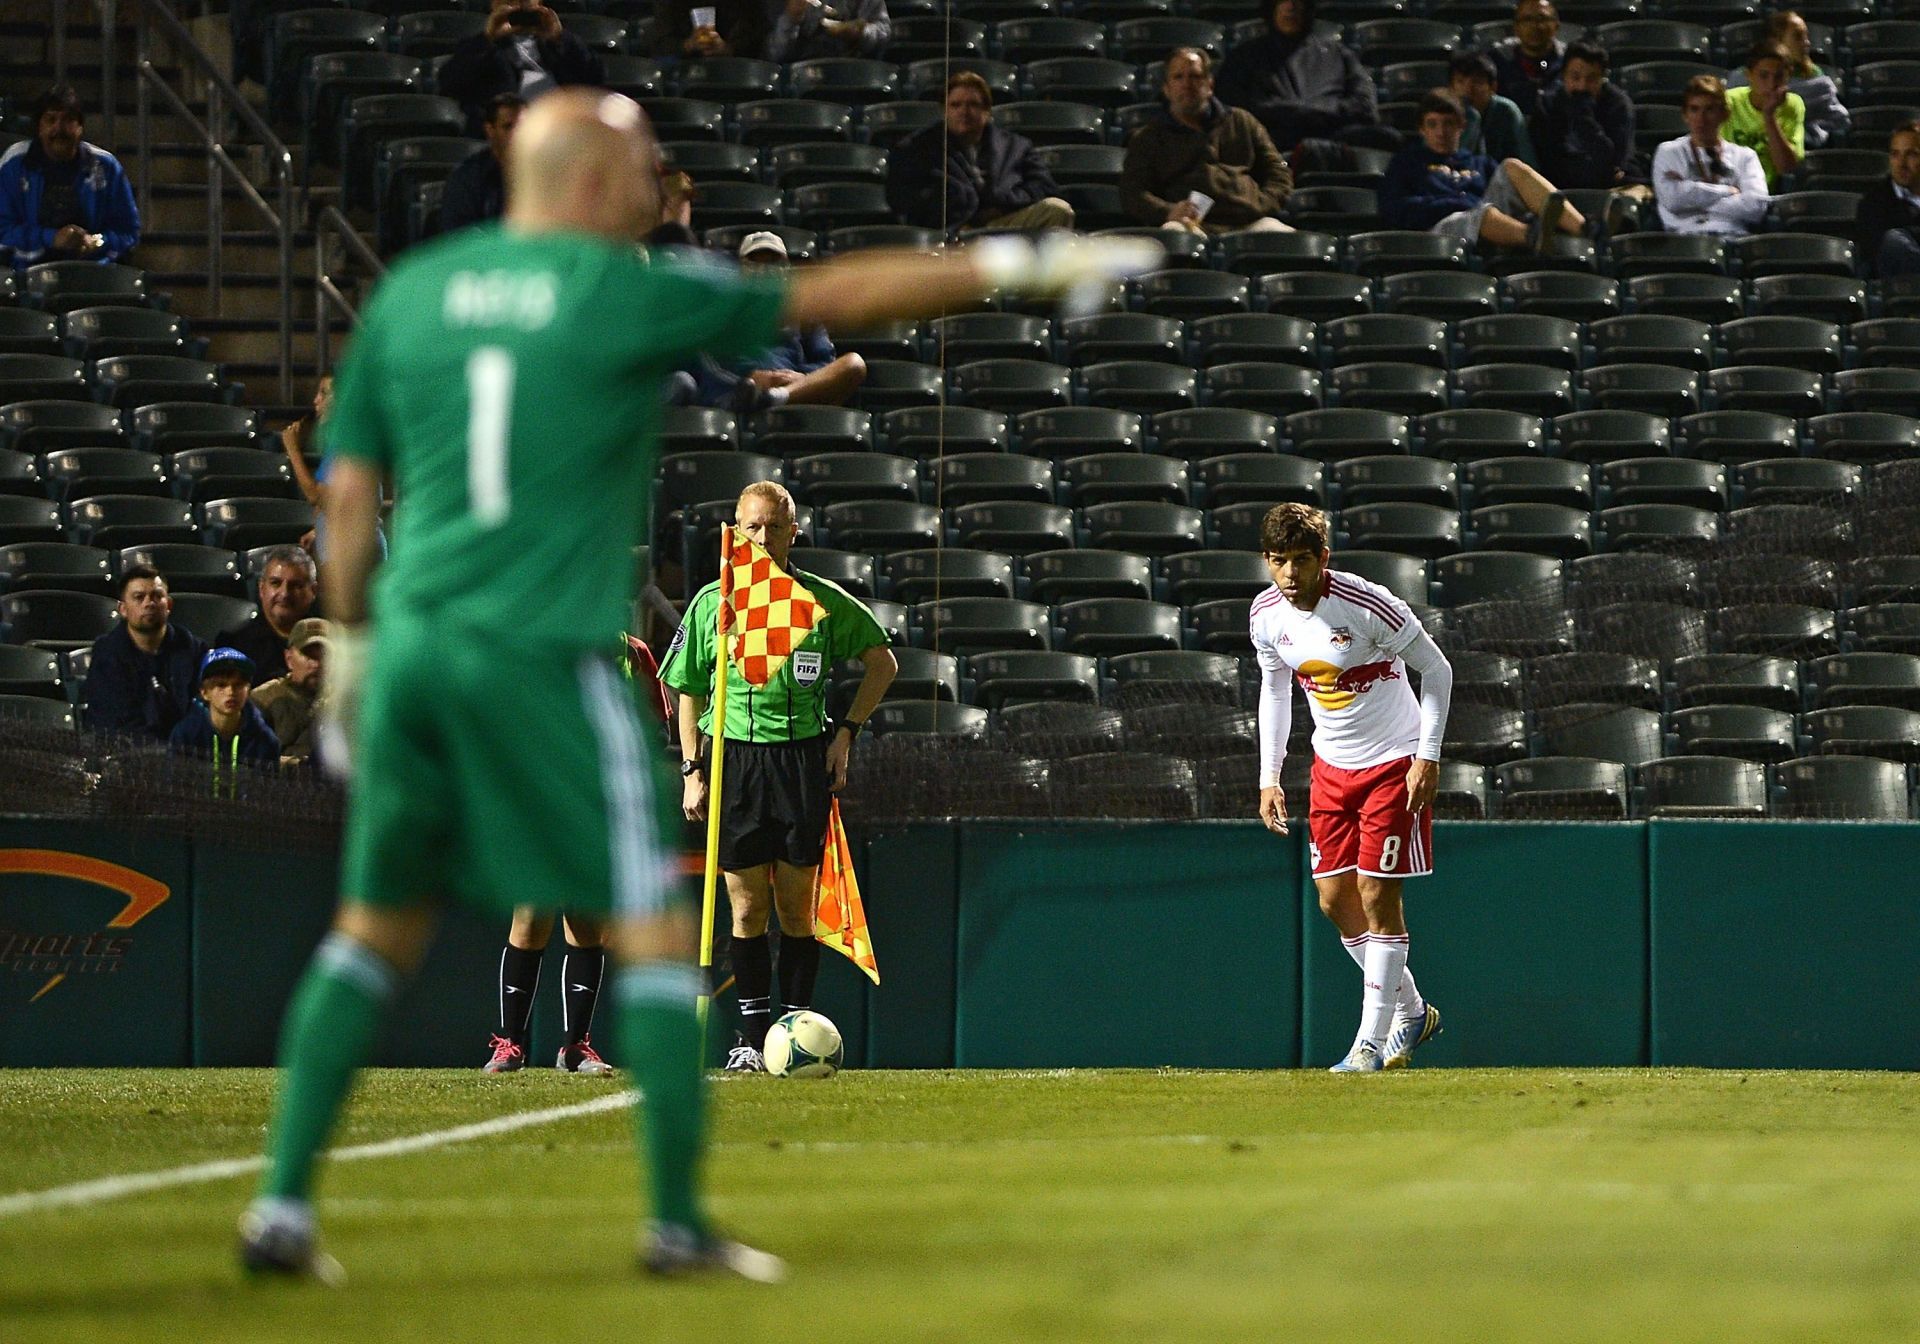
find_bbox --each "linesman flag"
[813,799,878,983]
[722,533,825,687]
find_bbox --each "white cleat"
[642,1223,787,1283]
[1328,1040,1385,1073]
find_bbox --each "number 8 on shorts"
[1307,756,1434,880]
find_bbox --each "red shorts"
[1307,755,1434,880]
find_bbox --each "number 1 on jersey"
[466,346,513,526]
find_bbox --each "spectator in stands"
[440,95,524,234]
[648,170,700,251]
[1724,41,1804,190]
[655,0,773,61]
[280,375,331,510]
[81,564,206,743]
[253,617,327,768]
[1216,0,1386,153]
[218,544,319,687]
[1857,122,1920,279]
[767,0,891,62]
[1488,0,1565,122]
[1531,41,1637,190]
[1119,48,1294,235]
[1379,89,1587,252]
[168,648,280,779]
[885,72,1073,233]
[1728,10,1848,151]
[691,232,868,412]
[438,0,603,135]
[1449,51,1533,166]
[0,85,140,270]
[1652,76,1769,238]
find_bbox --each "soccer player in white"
[1251,504,1454,1072]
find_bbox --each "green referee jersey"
[659,570,889,742]
[321,223,786,650]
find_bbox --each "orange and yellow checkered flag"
[721,533,825,687]
[813,799,878,984]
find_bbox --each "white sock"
[1359,934,1409,1048]
[1344,932,1423,1021]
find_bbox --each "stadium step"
[139,227,316,276]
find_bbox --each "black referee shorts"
[713,734,832,871]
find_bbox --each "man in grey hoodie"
[1216,0,1389,153]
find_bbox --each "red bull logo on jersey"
[1328,626,1353,650]
[1295,659,1400,710]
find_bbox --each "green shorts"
[339,619,680,920]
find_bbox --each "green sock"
[617,960,708,1237]
[258,933,401,1202]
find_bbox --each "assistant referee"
[660,479,896,1071]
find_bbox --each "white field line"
[0,1089,637,1219]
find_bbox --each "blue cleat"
[1384,1003,1443,1070]
[1328,1040,1384,1073]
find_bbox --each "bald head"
[506,88,662,240]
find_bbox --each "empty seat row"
[0,540,290,599]
[0,496,312,550]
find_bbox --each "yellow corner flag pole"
[696,524,733,1036]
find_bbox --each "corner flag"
[813,799,878,984]
[722,533,825,687]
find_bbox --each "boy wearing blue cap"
[169,647,282,785]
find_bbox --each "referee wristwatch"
[834,717,865,740]
[680,758,702,778]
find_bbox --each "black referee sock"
[560,943,605,1049]
[498,944,544,1049]
[777,933,821,1014]
[732,932,774,1049]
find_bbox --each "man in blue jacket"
[81,564,206,743]
[690,232,869,413]
[0,85,140,269]
[1379,89,1586,252]
[885,71,1073,234]
[169,648,282,790]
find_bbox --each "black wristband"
[834,717,864,741]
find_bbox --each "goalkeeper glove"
[315,622,371,781]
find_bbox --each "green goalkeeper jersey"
[322,223,786,651]
[660,570,889,743]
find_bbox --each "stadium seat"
[638,97,727,142]
[1610,233,1725,280]
[659,140,757,184]
[1716,603,1838,659]
[1185,597,1255,655]
[1851,556,1920,606]
[0,642,63,697]
[1750,275,1867,326]
[1676,412,1798,467]
[788,57,900,104]
[1191,451,1320,506]
[1061,314,1184,366]
[1430,550,1562,607]
[970,651,1101,709]
[1670,654,1799,712]
[788,183,889,230]
[855,361,943,413]
[0,355,86,403]
[303,51,423,163]
[1449,592,1577,656]
[0,400,129,454]
[1595,503,1719,553]
[1464,458,1591,509]
[882,548,1017,602]
[736,99,855,147]
[1729,459,1856,510]
[0,309,61,358]
[1190,315,1314,370]
[1773,755,1910,820]
[1160,550,1268,605]
[1259,272,1372,323]
[68,495,198,548]
[1503,270,1619,321]
[821,500,942,552]
[1467,503,1592,559]
[0,692,75,728]
[1443,702,1529,765]
[1016,407,1144,458]
[887,15,985,63]
[339,94,465,209]
[861,100,943,149]
[1807,653,1920,709]
[1207,502,1280,552]
[0,542,111,596]
[1704,553,1841,607]
[1214,229,1339,278]
[1636,755,1769,818]
[1082,501,1205,555]
[1337,501,1460,558]
[1284,408,1410,461]
[859,647,959,706]
[1808,413,1920,465]
[1330,363,1449,416]
[24,263,155,315]
[1843,19,1920,61]
[1850,318,1920,368]
[791,546,878,599]
[1597,458,1726,510]
[1023,548,1153,603]
[1536,704,1662,766]
[1333,456,1457,509]
[1494,756,1630,819]
[39,447,165,503]
[884,407,1010,459]
[1284,186,1379,234]
[1728,231,1854,279]
[1846,603,1920,654]
[931,454,1053,507]
[1034,144,1125,187]
[1586,600,1711,661]
[1346,232,1469,280]
[62,307,196,361]
[167,593,258,644]
[991,100,1105,146]
[656,450,779,523]
[993,15,1106,58]
[952,501,1078,554]
[1615,59,1722,106]
[1056,597,1183,656]
[1590,315,1713,372]
[1720,316,1843,375]
[1058,454,1189,507]
[1452,365,1575,419]
[1420,410,1545,464]
[1432,759,1491,819]
[1450,650,1523,708]
[951,360,1074,414]
[1324,314,1447,369]
[601,54,665,101]
[1767,189,1860,236]
[0,497,63,545]
[1204,364,1322,417]
[1024,57,1138,107]
[929,314,1050,364]
[1581,365,1701,418]
[1111,15,1227,61]
[1531,653,1661,712]
[784,453,918,508]
[1805,705,1920,762]
[1106,649,1239,706]
[1832,369,1920,416]
[0,589,116,648]
[912,597,1051,655]
[1626,273,1742,324]
[1079,362,1199,415]
[1332,550,1429,606]
[1455,314,1582,372]
[91,356,225,409]
[1132,270,1249,321]
[657,409,737,457]
[1705,366,1823,420]
[0,454,40,498]
[866,700,990,737]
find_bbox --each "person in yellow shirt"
[1724,41,1803,189]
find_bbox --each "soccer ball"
[763,1010,843,1079]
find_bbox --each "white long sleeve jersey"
[1651,135,1770,236]
[1250,569,1454,787]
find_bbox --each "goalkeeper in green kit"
[236,87,1161,1284]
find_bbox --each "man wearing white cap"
[693,231,868,412]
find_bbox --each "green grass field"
[4,1068,1918,1343]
